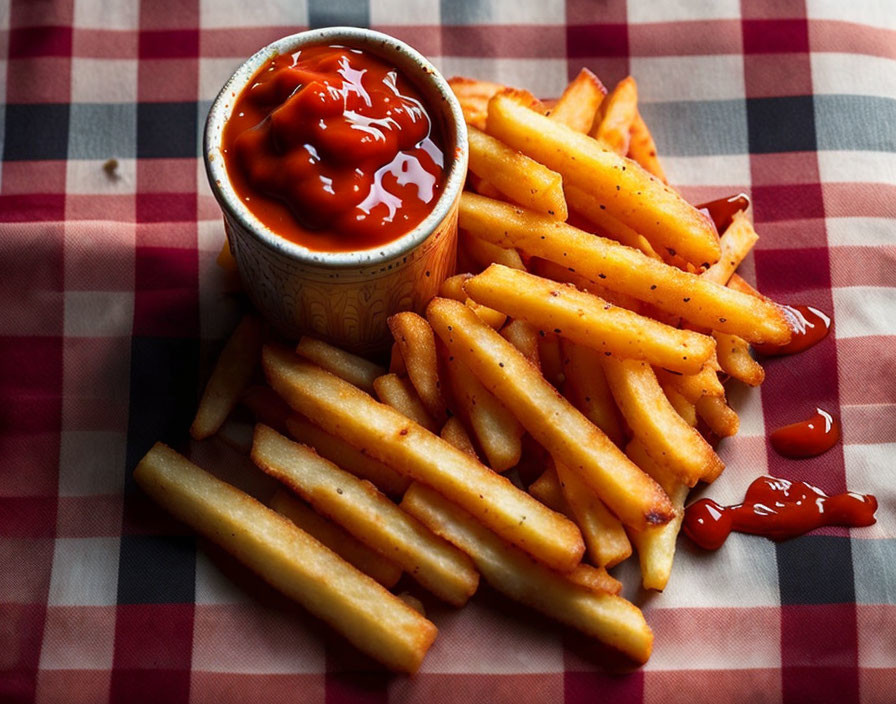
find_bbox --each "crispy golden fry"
[134,442,436,673]
[654,365,724,403]
[467,125,568,220]
[285,415,410,496]
[389,342,407,375]
[591,76,638,155]
[548,68,606,133]
[554,461,632,568]
[529,257,645,313]
[443,350,524,472]
[657,380,698,427]
[191,314,263,440]
[401,482,654,664]
[388,313,447,423]
[727,272,763,298]
[427,297,673,529]
[459,193,791,345]
[440,416,479,459]
[701,211,759,286]
[568,563,623,596]
[296,336,384,395]
[695,393,740,439]
[468,172,506,199]
[486,94,720,266]
[373,373,438,433]
[627,110,667,183]
[560,339,625,446]
[252,425,479,606]
[440,274,507,329]
[466,298,507,330]
[241,384,292,435]
[602,357,723,487]
[448,77,542,130]
[538,332,566,388]
[529,466,566,512]
[501,319,541,368]
[460,229,525,272]
[397,592,426,616]
[263,345,584,571]
[270,490,402,589]
[465,264,716,374]
[713,331,765,386]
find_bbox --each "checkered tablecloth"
[2,0,895,702]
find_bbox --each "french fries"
[263,345,585,572]
[373,373,438,433]
[500,319,541,367]
[296,336,384,395]
[387,313,447,423]
[191,314,263,440]
[529,467,566,512]
[695,394,740,439]
[460,229,525,272]
[654,365,725,403]
[401,482,654,664]
[440,416,479,458]
[134,442,436,673]
[389,342,407,375]
[439,273,507,328]
[448,78,543,130]
[467,125,568,219]
[714,331,765,386]
[427,297,674,529]
[486,94,720,266]
[270,489,402,589]
[459,193,791,346]
[464,264,716,374]
[560,339,625,446]
[627,110,667,183]
[252,425,479,606]
[548,68,606,133]
[701,211,759,286]
[569,564,623,596]
[590,76,637,155]
[565,184,663,259]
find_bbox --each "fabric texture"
[1,0,894,702]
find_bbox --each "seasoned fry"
[427,297,673,529]
[389,342,407,375]
[296,336,384,395]
[388,313,447,423]
[560,339,625,446]
[501,319,541,368]
[569,563,623,596]
[529,466,566,512]
[460,229,525,272]
[486,94,720,265]
[373,373,438,433]
[538,332,566,388]
[134,442,436,673]
[467,125,568,219]
[401,482,654,664]
[548,68,606,133]
[466,298,506,330]
[701,211,759,286]
[590,76,638,155]
[657,380,698,427]
[270,490,402,589]
[285,415,410,496]
[459,193,791,345]
[714,331,765,386]
[628,110,667,183]
[554,461,632,568]
[465,264,716,374]
[252,425,479,606]
[654,365,724,403]
[468,171,505,199]
[448,77,542,130]
[529,256,645,313]
[695,393,740,439]
[440,274,507,329]
[440,416,479,459]
[191,314,263,440]
[263,345,585,571]
[443,351,524,472]
[602,357,723,486]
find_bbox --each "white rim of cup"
[204,27,469,270]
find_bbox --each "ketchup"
[753,304,831,356]
[696,193,750,233]
[683,476,877,550]
[222,44,444,251]
[769,408,840,458]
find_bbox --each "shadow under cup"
[204,27,468,356]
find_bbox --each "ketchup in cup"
[221,44,445,252]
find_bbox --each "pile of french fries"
[135,68,791,674]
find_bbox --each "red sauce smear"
[683,475,877,550]
[697,193,750,233]
[769,407,841,458]
[221,44,444,251]
[753,304,832,356]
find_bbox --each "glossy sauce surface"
[222,44,444,251]
[697,193,751,233]
[769,408,841,458]
[683,475,877,550]
[753,304,832,356]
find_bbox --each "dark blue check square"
[4,103,69,160]
[747,95,816,154]
[138,102,197,159]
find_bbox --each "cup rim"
[204,27,468,270]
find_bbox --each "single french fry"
[440,416,479,459]
[460,229,525,272]
[467,125,568,220]
[241,384,292,435]
[529,466,567,513]
[560,339,625,446]
[602,357,723,486]
[657,380,698,427]
[695,393,740,439]
[253,425,479,606]
[270,490,402,589]
[459,193,791,345]
[465,264,716,374]
[443,351,524,472]
[389,342,407,375]
[714,331,765,386]
[569,563,623,596]
[701,211,760,286]
[486,94,720,266]
[448,77,542,130]
[397,592,426,616]
[296,337,384,395]
[590,76,638,155]
[285,415,410,496]
[468,172,506,199]
[466,298,506,330]
[191,314,263,440]
[554,461,632,568]
[373,373,438,433]
[401,482,654,664]
[388,313,447,423]
[654,366,724,403]
[427,298,673,529]
[528,256,645,313]
[727,273,763,298]
[538,332,566,388]
[263,345,585,571]
[501,319,541,368]
[440,275,507,328]
[548,68,606,133]
[627,110,667,183]
[134,443,436,673]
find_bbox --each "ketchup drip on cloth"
[222,44,444,251]
[770,407,841,459]
[683,476,878,550]
[696,193,750,233]
[754,304,832,356]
